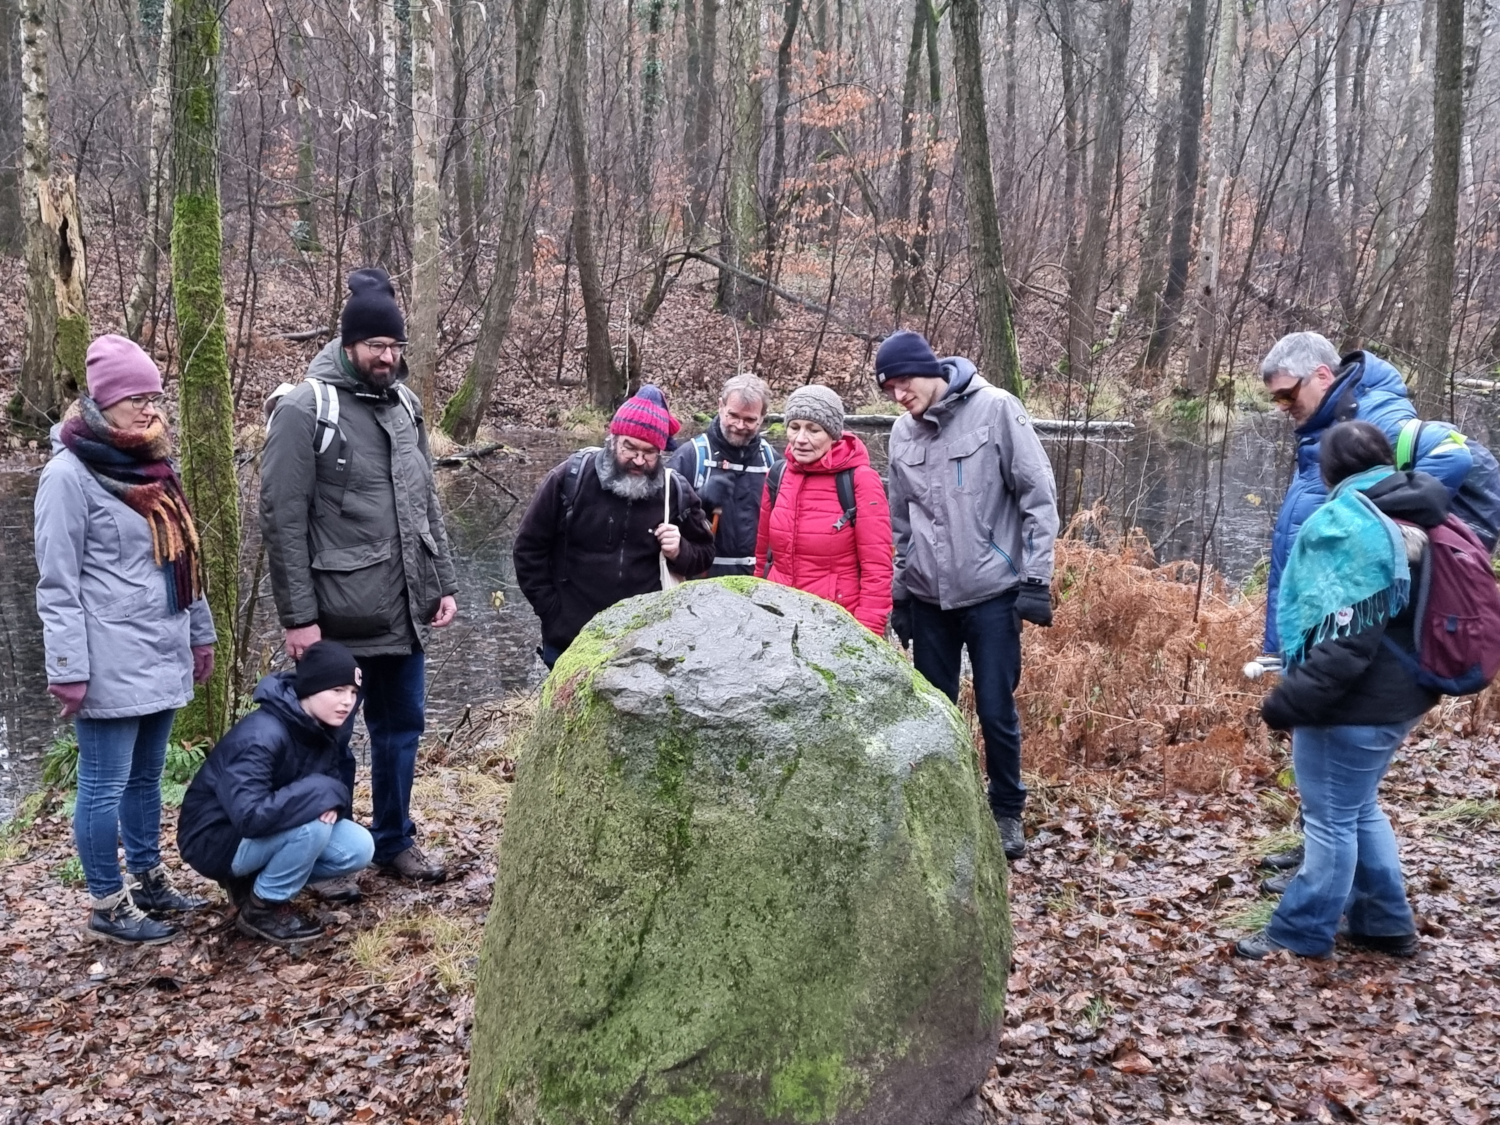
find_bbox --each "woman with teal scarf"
[1237,422,1447,960]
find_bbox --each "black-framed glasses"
[124,393,166,411]
[360,340,407,357]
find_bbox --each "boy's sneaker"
[128,864,209,913]
[235,894,324,945]
[87,889,178,945]
[1260,870,1295,896]
[1234,930,1332,960]
[307,875,362,903]
[1338,925,1419,958]
[1258,844,1305,871]
[377,844,446,883]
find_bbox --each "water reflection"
[7,397,1497,813]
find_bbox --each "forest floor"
[2,696,1498,1123]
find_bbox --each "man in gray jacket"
[260,268,458,886]
[878,331,1058,861]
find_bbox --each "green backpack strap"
[1394,419,1425,471]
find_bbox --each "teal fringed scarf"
[1276,465,1410,664]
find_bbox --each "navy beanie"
[874,330,944,386]
[340,268,407,345]
[295,641,361,698]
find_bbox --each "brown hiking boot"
[377,844,446,883]
[307,874,362,903]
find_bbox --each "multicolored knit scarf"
[59,397,205,614]
[1276,465,1409,665]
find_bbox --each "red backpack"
[1387,515,1500,695]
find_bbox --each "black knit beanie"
[339,268,407,345]
[874,330,944,386]
[295,641,362,698]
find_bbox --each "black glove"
[889,600,914,649]
[1260,689,1294,734]
[1015,579,1053,627]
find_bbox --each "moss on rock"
[469,580,1009,1125]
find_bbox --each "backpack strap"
[832,468,858,532]
[306,377,341,455]
[393,383,421,428]
[766,459,789,510]
[1394,419,1426,472]
[690,433,712,491]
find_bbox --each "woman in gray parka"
[33,335,217,945]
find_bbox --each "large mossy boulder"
[468,579,1010,1125]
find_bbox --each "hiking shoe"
[1260,870,1295,896]
[996,817,1026,862]
[307,874,362,903]
[235,894,324,945]
[87,889,178,945]
[377,844,446,883]
[128,864,209,913]
[1234,930,1332,960]
[1340,928,1419,958]
[1259,844,1304,871]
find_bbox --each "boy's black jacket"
[177,671,353,882]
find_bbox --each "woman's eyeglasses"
[124,394,166,411]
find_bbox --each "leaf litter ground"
[2,705,1498,1123]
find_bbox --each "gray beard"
[596,441,664,501]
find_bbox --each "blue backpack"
[1394,420,1500,552]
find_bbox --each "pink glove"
[48,682,88,719]
[192,645,215,685]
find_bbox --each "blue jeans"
[910,590,1026,817]
[73,709,178,898]
[1266,721,1416,956]
[232,818,374,902]
[345,651,425,864]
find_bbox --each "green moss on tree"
[53,313,87,396]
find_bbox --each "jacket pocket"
[946,427,990,491]
[87,585,154,623]
[312,540,395,639]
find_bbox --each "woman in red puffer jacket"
[755,385,893,635]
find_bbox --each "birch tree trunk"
[440,0,549,442]
[124,0,174,343]
[1136,0,1186,329]
[565,0,621,408]
[1416,0,1465,413]
[17,0,87,430]
[1185,0,1240,391]
[951,0,1022,395]
[406,0,442,407]
[169,0,240,741]
[376,0,399,267]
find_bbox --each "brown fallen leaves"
[3,699,1498,1123]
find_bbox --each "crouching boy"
[178,642,374,944]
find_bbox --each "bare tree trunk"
[406,0,443,407]
[909,0,941,300]
[683,0,720,241]
[169,0,240,742]
[951,0,1022,395]
[17,0,87,430]
[1066,0,1132,385]
[1185,0,1240,391]
[718,0,764,319]
[0,0,25,254]
[376,0,399,266]
[439,0,549,441]
[888,0,925,316]
[1416,0,1465,413]
[1055,0,1081,296]
[763,0,803,298]
[635,0,665,249]
[1136,0,1186,327]
[1143,0,1210,374]
[124,0,174,342]
[565,0,620,408]
[448,0,478,301]
[291,19,321,253]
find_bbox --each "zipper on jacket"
[988,537,1019,575]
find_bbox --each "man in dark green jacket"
[260,268,458,885]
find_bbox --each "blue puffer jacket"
[1265,351,1474,653]
[176,672,354,882]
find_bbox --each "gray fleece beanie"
[783,385,845,437]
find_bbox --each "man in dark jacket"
[178,642,374,945]
[514,393,716,666]
[668,373,779,576]
[260,269,457,885]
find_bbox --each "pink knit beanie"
[609,393,676,451]
[86,335,164,408]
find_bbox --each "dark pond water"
[5,396,1500,818]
